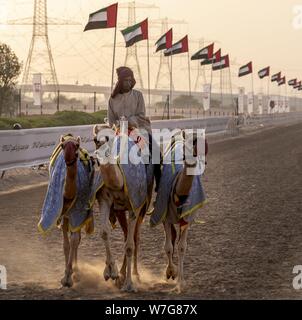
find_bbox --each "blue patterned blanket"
[39,134,153,234]
[38,150,103,234]
[150,137,206,227]
[114,136,152,214]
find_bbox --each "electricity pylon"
[6,0,80,89]
[23,0,58,89]
[153,17,187,90]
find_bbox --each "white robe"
[108,89,151,135]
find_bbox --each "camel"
[93,122,153,292]
[39,135,94,288]
[152,130,207,293]
[59,135,82,287]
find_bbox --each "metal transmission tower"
[220,58,240,109]
[119,1,158,89]
[193,39,207,91]
[179,38,219,92]
[190,38,220,92]
[153,17,187,90]
[5,1,81,89]
[22,0,57,89]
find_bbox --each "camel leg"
[98,193,119,281]
[117,213,144,286]
[133,214,144,282]
[73,232,81,268]
[171,224,177,257]
[62,217,70,269]
[121,212,138,292]
[73,232,81,283]
[164,221,177,280]
[115,211,128,288]
[175,223,189,293]
[116,255,127,289]
[61,231,80,288]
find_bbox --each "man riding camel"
[108,66,161,191]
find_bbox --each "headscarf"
[111,66,136,98]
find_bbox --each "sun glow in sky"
[1,0,301,94]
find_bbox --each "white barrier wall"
[0,125,95,171]
[0,117,232,171]
[1,113,301,171]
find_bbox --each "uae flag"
[278,76,286,86]
[164,36,188,56]
[121,19,148,47]
[293,81,301,89]
[288,78,297,86]
[271,72,281,82]
[201,49,221,66]
[191,43,214,60]
[201,59,212,66]
[212,54,229,71]
[84,3,118,31]
[155,28,173,52]
[238,62,253,77]
[258,67,270,79]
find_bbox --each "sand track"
[1,122,302,299]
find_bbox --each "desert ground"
[1,122,302,299]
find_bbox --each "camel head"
[93,124,117,164]
[60,135,80,167]
[93,124,114,150]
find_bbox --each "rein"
[65,156,78,167]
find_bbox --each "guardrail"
[245,112,302,126]
[0,113,301,171]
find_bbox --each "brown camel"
[93,123,153,292]
[59,135,91,288]
[161,131,206,293]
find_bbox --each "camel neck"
[66,162,77,179]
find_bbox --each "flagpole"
[295,89,297,111]
[170,54,173,119]
[210,63,213,92]
[267,75,270,113]
[210,63,213,117]
[292,87,295,112]
[228,66,234,112]
[111,26,117,93]
[187,51,192,96]
[251,73,254,114]
[278,85,281,113]
[147,37,151,116]
[285,83,287,113]
[220,65,223,109]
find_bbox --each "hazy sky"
[0,0,301,95]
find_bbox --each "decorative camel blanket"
[150,136,206,227]
[113,136,150,214]
[38,147,103,234]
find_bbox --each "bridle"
[93,136,109,149]
[65,156,78,167]
[61,140,79,167]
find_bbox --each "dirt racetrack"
[1,122,302,300]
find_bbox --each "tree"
[173,95,201,108]
[155,101,166,108]
[0,43,21,116]
[52,94,82,106]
